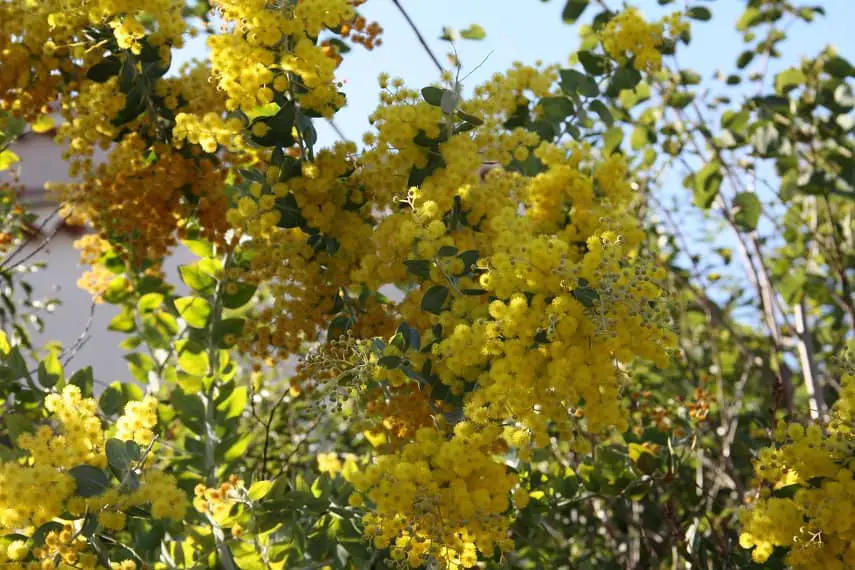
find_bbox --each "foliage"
[0,0,853,569]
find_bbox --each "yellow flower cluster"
[193,475,243,522]
[113,396,159,445]
[56,135,231,271]
[208,0,354,115]
[0,386,186,546]
[739,374,855,569]
[219,65,673,567]
[350,424,517,569]
[600,8,687,72]
[0,0,185,121]
[20,385,107,470]
[317,452,359,477]
[0,524,140,569]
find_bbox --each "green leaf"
[175,296,212,329]
[69,366,94,394]
[667,91,695,109]
[70,465,111,497]
[693,162,723,208]
[825,55,855,78]
[436,246,458,257]
[212,318,244,348]
[106,438,141,472]
[559,69,599,98]
[422,86,450,106]
[539,97,574,122]
[37,350,63,389]
[177,339,210,376]
[6,347,31,385]
[125,352,155,384]
[248,480,274,501]
[222,282,257,310]
[179,264,217,295]
[679,70,702,85]
[137,292,164,313]
[562,0,589,23]
[630,125,648,150]
[736,50,754,69]
[4,413,34,442]
[404,259,432,280]
[86,57,122,83]
[458,250,480,271]
[588,100,613,126]
[462,288,487,296]
[572,286,600,308]
[775,68,805,95]
[327,315,352,340]
[108,306,136,333]
[606,65,642,96]
[460,24,486,40]
[378,355,402,369]
[102,276,132,304]
[182,239,214,259]
[421,286,449,315]
[732,192,762,231]
[687,6,712,21]
[736,7,760,30]
[603,127,623,153]
[578,51,608,75]
[224,433,253,462]
[250,102,296,147]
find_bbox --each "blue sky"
[175,0,855,144]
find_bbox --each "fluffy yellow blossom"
[600,8,687,73]
[739,374,855,568]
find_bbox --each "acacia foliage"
[0,0,853,569]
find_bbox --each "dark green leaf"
[562,0,589,23]
[404,259,432,280]
[539,97,574,121]
[327,315,352,340]
[825,55,855,78]
[222,282,257,309]
[421,286,450,315]
[250,102,296,147]
[573,286,600,308]
[422,86,450,106]
[69,366,94,394]
[86,57,122,83]
[212,318,244,348]
[559,69,599,98]
[687,6,712,21]
[377,356,402,369]
[106,438,141,472]
[70,465,111,497]
[578,51,609,76]
[588,100,613,126]
[606,65,642,96]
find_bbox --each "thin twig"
[390,0,444,73]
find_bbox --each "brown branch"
[390,0,444,74]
